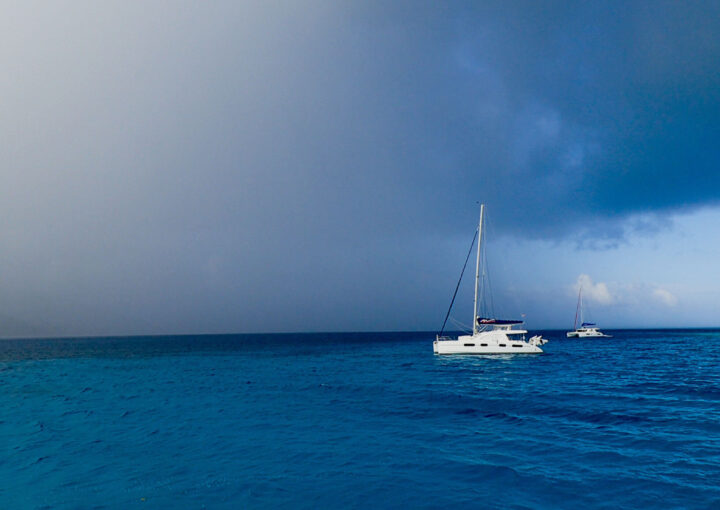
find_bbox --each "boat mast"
[573,287,582,329]
[473,204,484,335]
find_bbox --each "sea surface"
[1,330,719,509]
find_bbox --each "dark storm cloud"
[1,1,718,334]
[367,0,720,240]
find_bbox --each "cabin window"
[499,344,506,347]
[512,344,522,348]
[480,343,488,347]
[464,343,475,347]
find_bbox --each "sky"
[1,1,719,336]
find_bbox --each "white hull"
[566,329,611,338]
[434,331,544,355]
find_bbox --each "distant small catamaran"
[566,287,611,338]
[433,204,548,354]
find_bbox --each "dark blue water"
[2,330,719,509]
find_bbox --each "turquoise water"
[1,330,719,508]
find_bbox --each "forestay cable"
[439,228,478,336]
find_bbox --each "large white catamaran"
[433,204,548,355]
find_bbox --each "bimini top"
[477,317,523,325]
[581,322,596,327]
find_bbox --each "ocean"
[1,330,719,509]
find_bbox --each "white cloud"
[652,288,678,307]
[574,274,614,305]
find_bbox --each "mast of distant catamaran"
[472,204,485,335]
[573,287,583,329]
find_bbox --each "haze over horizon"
[2,1,719,337]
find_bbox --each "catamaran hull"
[433,336,543,354]
[433,343,543,354]
[566,331,611,338]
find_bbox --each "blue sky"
[1,1,719,336]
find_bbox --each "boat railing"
[436,335,453,341]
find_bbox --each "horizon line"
[2,326,719,341]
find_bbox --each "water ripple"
[0,330,719,508]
